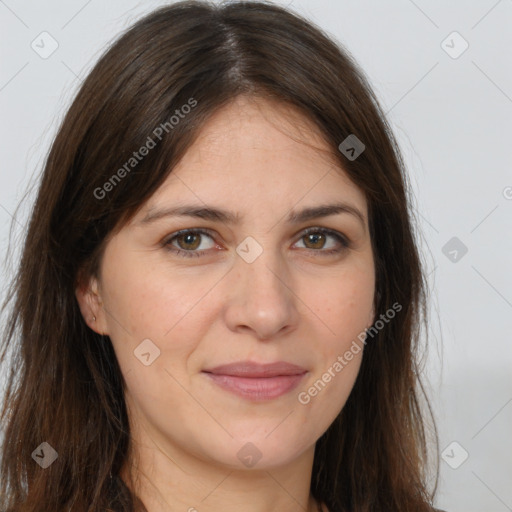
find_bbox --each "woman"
[0,1,442,511]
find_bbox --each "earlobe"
[75,276,107,335]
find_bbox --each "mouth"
[202,361,308,401]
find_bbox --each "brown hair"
[0,1,439,510]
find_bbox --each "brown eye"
[294,227,349,255]
[163,229,217,258]
[303,232,327,250]
[175,232,202,250]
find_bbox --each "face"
[77,95,375,472]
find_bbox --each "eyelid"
[164,227,217,241]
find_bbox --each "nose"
[223,249,301,341]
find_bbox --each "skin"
[76,95,376,512]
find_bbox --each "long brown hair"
[0,1,439,510]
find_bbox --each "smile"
[202,361,308,401]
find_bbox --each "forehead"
[140,95,367,217]
[183,95,336,172]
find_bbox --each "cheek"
[302,266,373,399]
[313,268,374,340]
[295,276,371,430]
[100,255,225,374]
[101,252,193,332]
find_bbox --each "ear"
[75,273,108,336]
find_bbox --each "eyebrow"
[139,202,366,228]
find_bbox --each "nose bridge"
[223,236,300,339]
[235,238,290,302]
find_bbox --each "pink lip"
[202,361,307,401]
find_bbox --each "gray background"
[1,1,511,511]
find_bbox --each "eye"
[162,227,350,259]
[162,229,218,258]
[293,227,349,255]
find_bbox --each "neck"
[120,432,320,512]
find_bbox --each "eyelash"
[162,227,350,259]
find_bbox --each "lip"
[204,361,307,377]
[202,361,307,401]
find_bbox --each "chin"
[197,431,312,471]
